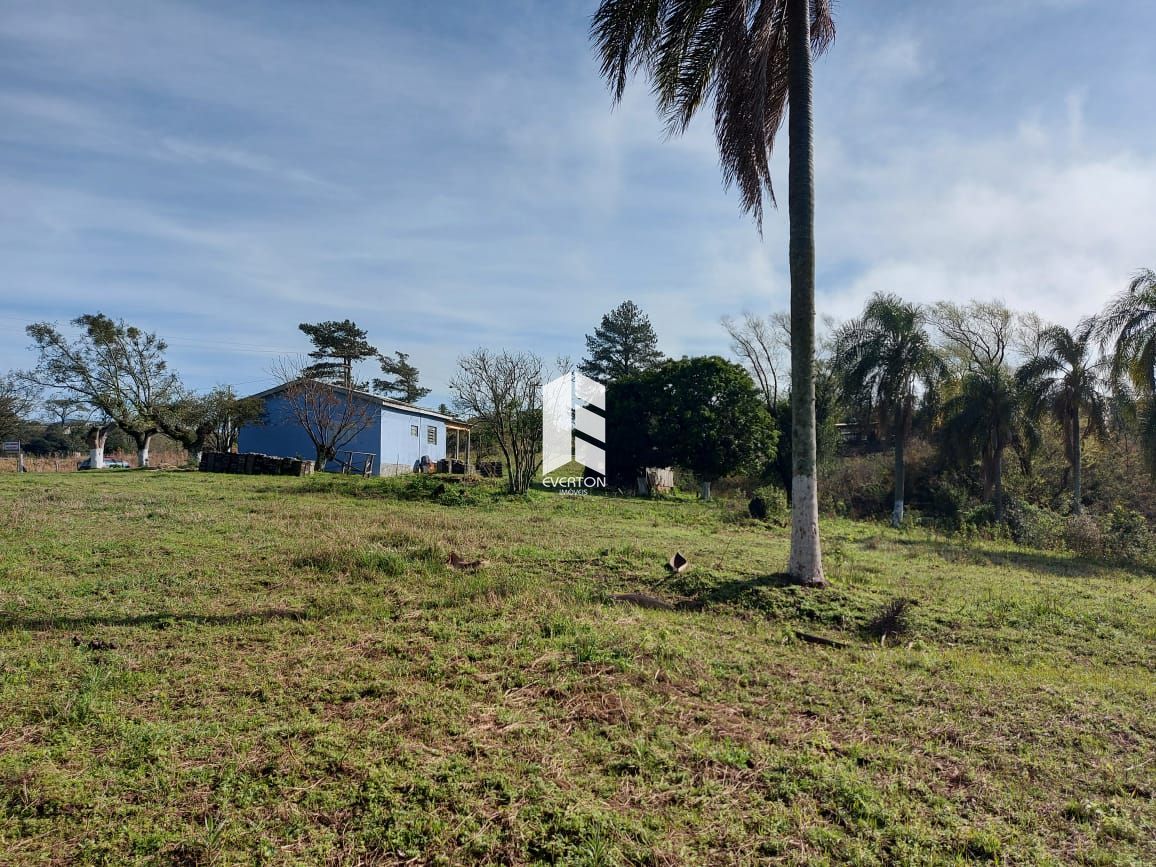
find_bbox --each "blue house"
[238,381,471,476]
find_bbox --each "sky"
[2,0,1155,407]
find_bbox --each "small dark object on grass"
[72,636,116,651]
[793,630,850,649]
[749,495,768,520]
[432,483,446,498]
[448,552,486,571]
[863,597,917,643]
[666,552,689,574]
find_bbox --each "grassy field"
[0,472,1153,866]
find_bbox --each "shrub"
[1006,502,1065,550]
[748,485,788,523]
[1102,506,1153,563]
[924,475,973,531]
[818,452,892,518]
[1063,514,1104,559]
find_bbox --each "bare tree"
[271,357,377,472]
[931,300,1015,373]
[722,313,791,410]
[23,315,182,467]
[450,349,547,495]
[1014,311,1053,362]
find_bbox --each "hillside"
[1,472,1153,865]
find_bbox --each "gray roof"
[247,380,469,426]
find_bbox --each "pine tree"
[374,351,431,404]
[579,300,664,383]
[297,320,378,389]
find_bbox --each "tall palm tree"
[942,365,1039,522]
[833,293,947,527]
[1016,326,1108,515]
[591,0,835,585]
[1087,269,1156,474]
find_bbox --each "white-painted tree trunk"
[699,480,712,500]
[90,447,104,469]
[788,475,824,584]
[891,434,906,528]
[138,446,149,468]
[785,0,824,586]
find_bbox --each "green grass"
[1,472,1153,866]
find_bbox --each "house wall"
[237,392,382,473]
[378,408,446,476]
[237,391,452,477]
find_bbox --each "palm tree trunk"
[891,433,905,528]
[1072,405,1082,515]
[785,0,824,586]
[994,446,1005,522]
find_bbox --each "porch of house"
[441,421,472,474]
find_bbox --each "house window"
[427,426,437,445]
[410,425,419,437]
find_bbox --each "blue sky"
[2,0,1154,406]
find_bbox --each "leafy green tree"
[1087,269,1156,473]
[297,320,378,389]
[579,300,665,383]
[157,386,265,464]
[0,373,39,442]
[660,357,777,499]
[942,365,1039,522]
[24,314,182,467]
[833,294,947,526]
[374,351,431,404]
[605,374,665,489]
[43,396,88,430]
[1017,326,1108,515]
[607,358,777,500]
[592,0,836,583]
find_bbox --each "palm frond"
[592,0,835,226]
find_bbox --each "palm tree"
[833,294,947,527]
[591,0,836,585]
[1087,269,1156,474]
[1016,326,1108,515]
[942,365,1039,522]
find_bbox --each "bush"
[1006,502,1066,550]
[1063,514,1105,559]
[748,485,788,523]
[924,475,973,532]
[962,503,997,530]
[1103,506,1153,563]
[818,452,892,518]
